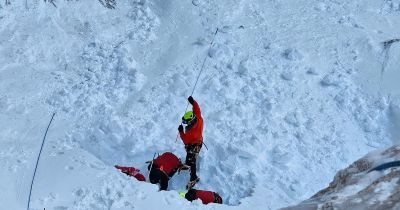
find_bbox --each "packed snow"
[0,0,399,209]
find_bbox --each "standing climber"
[182,188,223,204]
[178,96,203,189]
[148,152,188,191]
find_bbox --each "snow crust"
[0,0,399,209]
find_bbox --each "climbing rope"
[147,153,157,182]
[27,112,56,210]
[189,28,219,100]
[175,28,219,143]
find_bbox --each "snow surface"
[0,0,399,209]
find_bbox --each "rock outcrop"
[282,145,400,210]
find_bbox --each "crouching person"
[148,152,188,191]
[184,188,223,204]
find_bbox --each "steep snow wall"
[0,0,399,209]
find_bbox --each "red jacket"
[115,166,146,181]
[196,190,215,204]
[153,152,181,176]
[187,189,222,204]
[179,100,203,145]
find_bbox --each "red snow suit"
[186,189,223,204]
[153,152,181,176]
[115,166,146,181]
[179,100,203,145]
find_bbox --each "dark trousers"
[185,143,202,181]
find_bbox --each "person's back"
[153,152,181,176]
[148,152,184,190]
[185,188,223,204]
[179,98,203,145]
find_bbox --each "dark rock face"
[281,145,400,210]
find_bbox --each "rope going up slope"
[27,112,56,210]
[175,28,219,143]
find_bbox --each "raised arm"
[188,96,201,118]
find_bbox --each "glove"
[188,96,194,104]
[178,125,184,132]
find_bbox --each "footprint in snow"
[65,166,74,170]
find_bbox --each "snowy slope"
[1,0,400,209]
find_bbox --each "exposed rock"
[281,145,400,210]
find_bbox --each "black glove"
[178,125,184,132]
[188,96,194,104]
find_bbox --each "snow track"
[1,0,400,209]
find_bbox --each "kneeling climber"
[148,152,188,191]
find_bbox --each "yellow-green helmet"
[182,111,195,124]
[179,191,186,198]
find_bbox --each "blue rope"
[27,112,56,210]
[368,160,400,173]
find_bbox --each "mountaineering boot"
[186,177,200,189]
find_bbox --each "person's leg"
[185,146,198,181]
[190,162,198,181]
[192,144,202,180]
[159,173,169,191]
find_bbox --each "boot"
[186,177,200,189]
